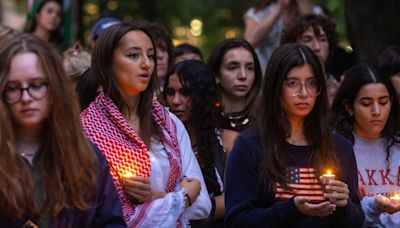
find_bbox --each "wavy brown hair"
[0,34,98,218]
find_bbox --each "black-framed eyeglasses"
[283,78,321,97]
[3,82,49,104]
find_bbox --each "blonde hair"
[63,41,91,81]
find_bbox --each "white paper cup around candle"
[321,171,335,185]
[390,193,400,201]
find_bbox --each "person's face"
[156,43,169,81]
[281,64,318,123]
[4,52,50,130]
[217,47,255,100]
[390,73,400,99]
[350,83,391,139]
[35,1,62,32]
[165,73,192,123]
[112,30,155,97]
[298,26,329,66]
[174,52,202,64]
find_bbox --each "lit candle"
[122,171,135,178]
[321,170,335,185]
[390,193,400,201]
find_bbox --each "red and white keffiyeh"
[80,92,182,225]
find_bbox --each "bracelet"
[184,192,192,208]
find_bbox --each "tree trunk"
[345,0,400,63]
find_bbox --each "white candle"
[390,193,400,201]
[321,170,335,185]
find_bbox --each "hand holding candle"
[390,193,400,201]
[321,170,335,185]
[374,194,400,214]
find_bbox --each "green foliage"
[81,0,346,56]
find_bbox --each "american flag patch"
[275,166,325,203]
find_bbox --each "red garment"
[81,93,182,225]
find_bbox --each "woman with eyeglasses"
[330,63,400,227]
[0,34,125,227]
[225,43,364,227]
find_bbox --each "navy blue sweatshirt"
[0,145,126,228]
[225,129,364,228]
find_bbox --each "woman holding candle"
[0,34,125,227]
[80,23,211,227]
[330,63,400,227]
[163,60,226,226]
[225,43,364,227]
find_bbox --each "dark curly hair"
[163,60,224,194]
[281,14,337,65]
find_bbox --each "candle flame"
[123,171,135,178]
[391,193,400,199]
[326,170,332,175]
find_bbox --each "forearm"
[213,194,225,219]
[135,189,186,227]
[226,198,304,227]
[244,5,282,47]
[361,196,383,226]
[333,199,365,227]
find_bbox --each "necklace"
[20,150,36,159]
[222,110,250,129]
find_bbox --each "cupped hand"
[294,196,336,217]
[322,178,350,207]
[375,194,400,214]
[122,176,152,203]
[180,177,201,204]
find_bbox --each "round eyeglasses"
[3,82,48,104]
[283,78,321,97]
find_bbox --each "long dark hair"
[0,34,97,218]
[24,0,63,46]
[92,23,159,147]
[163,60,220,164]
[258,43,337,190]
[208,38,262,111]
[163,60,224,193]
[330,63,400,163]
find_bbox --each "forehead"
[301,26,326,37]
[286,64,315,79]
[8,52,46,81]
[40,1,61,10]
[222,47,254,63]
[167,73,183,89]
[356,83,390,99]
[117,30,154,50]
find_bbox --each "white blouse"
[134,112,211,227]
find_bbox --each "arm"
[176,115,212,220]
[93,148,127,228]
[244,2,285,48]
[129,114,210,227]
[225,135,304,227]
[361,196,383,226]
[331,143,364,227]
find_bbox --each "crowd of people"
[0,0,400,227]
